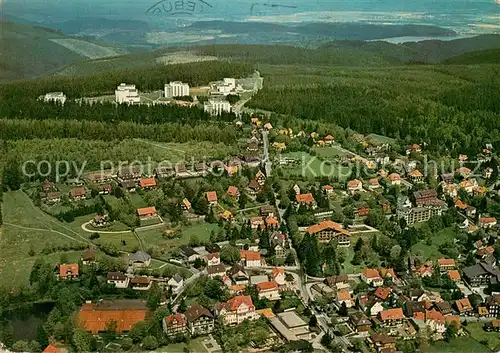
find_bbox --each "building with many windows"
[204,98,231,116]
[165,81,190,98]
[306,220,351,246]
[115,83,140,104]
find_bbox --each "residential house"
[295,193,316,209]
[374,287,392,302]
[379,308,405,327]
[436,301,453,316]
[216,295,259,326]
[306,220,351,246]
[486,295,500,318]
[257,281,281,301]
[185,304,215,336]
[479,217,497,228]
[369,333,396,352]
[120,180,136,191]
[485,319,500,332]
[459,179,476,194]
[118,166,142,181]
[207,253,220,266]
[349,312,372,333]
[179,245,200,262]
[483,167,493,179]
[70,187,86,200]
[455,298,473,316]
[81,248,97,265]
[440,173,454,184]
[163,314,188,337]
[415,309,446,334]
[322,185,334,194]
[129,251,151,268]
[325,275,349,290]
[98,184,112,195]
[457,167,471,178]
[168,274,184,294]
[220,210,233,222]
[255,170,266,186]
[227,186,240,200]
[107,272,129,289]
[369,302,385,317]
[404,301,426,318]
[182,198,192,211]
[43,345,61,353]
[227,265,249,284]
[272,267,286,286]
[59,264,79,280]
[260,205,276,217]
[77,300,149,334]
[130,276,152,290]
[438,258,456,273]
[361,269,384,287]
[336,289,354,308]
[387,173,402,186]
[266,216,280,229]
[46,192,61,204]
[250,216,265,230]
[408,169,424,183]
[136,206,157,220]
[347,179,363,193]
[325,135,335,144]
[270,231,286,258]
[380,268,398,282]
[448,270,461,283]
[368,178,381,190]
[463,262,500,287]
[240,250,261,267]
[207,264,227,279]
[42,179,57,192]
[206,191,218,206]
[406,143,422,155]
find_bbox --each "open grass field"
[313,146,350,159]
[129,193,149,209]
[465,322,500,352]
[411,227,456,260]
[428,337,490,353]
[281,151,351,181]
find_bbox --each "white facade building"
[44,92,67,105]
[165,81,190,98]
[115,83,140,104]
[204,99,231,116]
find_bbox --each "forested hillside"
[247,63,500,156]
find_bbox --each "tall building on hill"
[165,81,190,98]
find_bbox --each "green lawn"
[281,151,351,181]
[466,322,500,352]
[340,236,367,275]
[428,337,490,353]
[129,193,149,209]
[313,146,349,159]
[411,227,456,260]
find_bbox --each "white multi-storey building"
[115,83,140,104]
[165,81,190,98]
[43,92,67,105]
[204,99,231,116]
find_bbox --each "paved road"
[262,129,272,177]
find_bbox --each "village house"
[206,191,218,206]
[479,217,497,228]
[227,186,240,200]
[81,248,96,265]
[118,166,142,181]
[98,184,112,195]
[325,275,349,290]
[368,178,381,190]
[347,179,363,193]
[216,295,259,326]
[240,250,261,267]
[325,135,335,144]
[168,274,184,294]
[349,312,372,333]
[136,206,157,220]
[413,309,447,334]
[406,143,422,155]
[185,304,215,336]
[182,198,192,211]
[130,276,152,290]
[42,345,61,353]
[486,295,500,318]
[107,272,130,288]
[129,251,151,268]
[220,210,234,222]
[207,252,220,266]
[295,193,316,209]
[369,333,396,352]
[163,313,188,337]
[408,169,424,183]
[78,300,149,334]
[459,179,476,194]
[306,220,351,246]
[485,319,500,332]
[322,184,334,194]
[457,167,471,178]
[455,298,474,316]
[387,173,402,186]
[369,302,385,317]
[361,269,384,287]
[257,281,281,301]
[374,287,393,302]
[207,264,227,279]
[120,180,136,192]
[70,187,86,200]
[42,179,57,193]
[59,264,79,280]
[272,267,286,286]
[483,167,493,179]
[435,301,453,316]
[448,270,461,283]
[438,258,456,273]
[139,177,156,189]
[336,289,354,308]
[270,232,287,258]
[227,265,249,284]
[380,268,398,282]
[46,192,61,204]
[250,216,265,230]
[379,308,405,327]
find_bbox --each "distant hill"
[443,48,500,65]
[0,22,126,82]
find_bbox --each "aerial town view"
[1,0,500,352]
